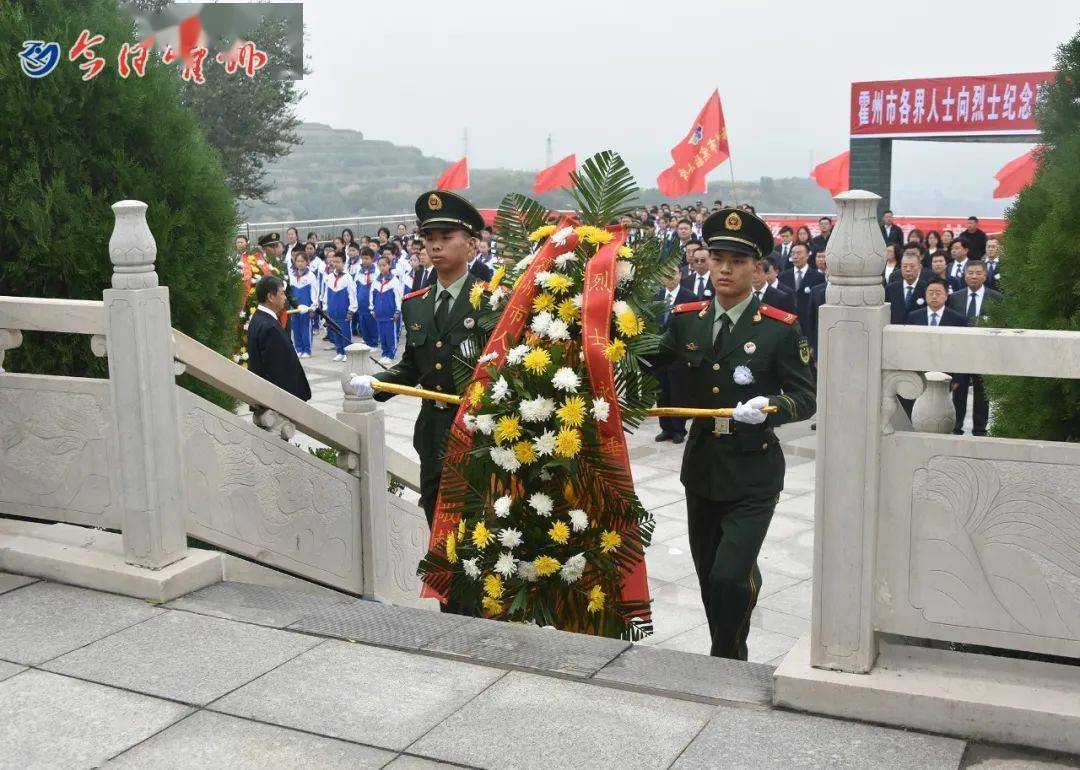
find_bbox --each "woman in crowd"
[882,243,900,284]
[341,228,356,252]
[906,228,924,247]
[940,229,955,257]
[923,230,944,268]
[930,252,952,291]
[795,225,813,251]
[376,226,391,246]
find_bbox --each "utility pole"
[546,134,553,167]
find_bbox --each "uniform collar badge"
[744,341,756,354]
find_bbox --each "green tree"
[985,30,1080,441]
[0,0,238,407]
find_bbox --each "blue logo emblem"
[689,124,704,145]
[19,40,60,78]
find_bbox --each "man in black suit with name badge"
[247,275,312,402]
[947,260,1002,435]
[884,248,927,324]
[750,256,796,315]
[777,243,824,333]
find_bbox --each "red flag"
[533,153,576,195]
[993,148,1039,198]
[810,151,850,197]
[436,157,469,191]
[657,90,730,197]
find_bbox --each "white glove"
[732,395,770,425]
[348,373,374,398]
[296,304,310,314]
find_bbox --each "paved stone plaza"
[298,341,817,664]
[4,573,1073,768]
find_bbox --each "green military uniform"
[657,208,816,660]
[372,191,486,527]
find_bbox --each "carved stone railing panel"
[177,388,363,593]
[876,432,1080,659]
[0,374,120,528]
[379,494,437,609]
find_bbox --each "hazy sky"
[296,0,1076,214]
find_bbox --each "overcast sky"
[296,0,1076,214]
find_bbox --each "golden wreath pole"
[369,381,778,418]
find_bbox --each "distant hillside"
[238,122,837,223]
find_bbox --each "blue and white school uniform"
[353,265,379,347]
[288,269,318,354]
[370,274,402,360]
[321,271,357,355]
[308,255,326,332]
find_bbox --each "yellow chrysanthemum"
[548,521,570,545]
[468,381,486,408]
[483,573,503,599]
[533,555,561,577]
[617,245,634,259]
[575,225,614,245]
[469,282,485,309]
[472,521,494,549]
[488,265,506,289]
[555,427,582,458]
[532,292,556,313]
[616,310,644,337]
[545,273,574,295]
[528,224,557,242]
[522,348,552,375]
[513,440,538,465]
[482,596,503,616]
[587,585,606,613]
[599,530,622,554]
[556,396,587,428]
[557,299,580,323]
[445,532,458,564]
[458,519,466,540]
[604,339,627,362]
[494,415,523,445]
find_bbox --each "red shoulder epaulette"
[673,300,710,315]
[402,286,430,302]
[759,304,798,325]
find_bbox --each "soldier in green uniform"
[348,191,486,532]
[656,207,816,660]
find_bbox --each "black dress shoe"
[655,432,672,442]
[952,429,964,435]
[672,435,685,445]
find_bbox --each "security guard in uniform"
[348,191,486,529]
[656,208,816,660]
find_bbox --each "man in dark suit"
[466,247,494,281]
[770,226,795,273]
[680,245,714,300]
[880,210,904,250]
[983,237,1002,292]
[411,248,437,291]
[809,216,832,268]
[802,253,833,358]
[653,269,697,444]
[247,275,312,402]
[884,249,927,324]
[907,277,968,328]
[959,216,987,260]
[777,243,825,329]
[946,260,1002,435]
[751,256,796,314]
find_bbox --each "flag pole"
[719,87,737,205]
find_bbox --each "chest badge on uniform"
[743,341,756,354]
[410,322,422,331]
[463,317,475,329]
[799,339,811,364]
[686,341,699,351]
[733,365,754,385]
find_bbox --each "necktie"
[905,285,913,306]
[930,312,938,327]
[967,292,978,319]
[664,293,675,324]
[434,289,451,333]
[783,244,789,258]
[756,290,764,303]
[795,269,803,292]
[696,276,705,298]
[713,314,731,354]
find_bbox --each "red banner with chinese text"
[850,72,1054,137]
[657,90,730,197]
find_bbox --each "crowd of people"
[238,199,1002,436]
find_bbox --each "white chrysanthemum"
[612,300,631,317]
[551,226,576,246]
[478,352,499,365]
[571,293,583,309]
[538,468,553,481]
[462,557,481,579]
[490,376,510,403]
[506,343,530,365]
[534,430,557,457]
[515,253,536,273]
[551,367,580,393]
[517,559,539,582]
[560,553,586,584]
[490,446,522,472]
[475,414,496,435]
[534,270,552,286]
[531,311,553,335]
[494,551,517,577]
[529,492,554,517]
[616,260,635,284]
[569,509,589,532]
[591,397,611,423]
[545,319,570,342]
[499,527,523,548]
[462,414,478,433]
[554,251,578,269]
[520,397,555,423]
[493,494,513,517]
[488,287,506,309]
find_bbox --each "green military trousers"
[685,492,776,660]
